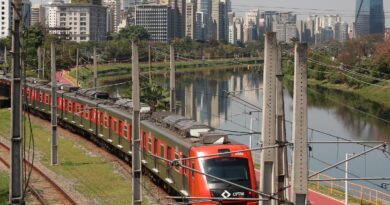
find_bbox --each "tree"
[115,25,150,42]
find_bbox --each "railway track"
[0,141,77,205]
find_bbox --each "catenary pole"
[170,44,176,113]
[93,46,97,91]
[275,43,288,202]
[148,44,152,83]
[42,48,45,79]
[9,0,24,202]
[51,42,58,165]
[291,43,308,205]
[260,32,278,205]
[37,46,42,79]
[76,48,79,87]
[131,41,142,205]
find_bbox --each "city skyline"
[231,0,390,26]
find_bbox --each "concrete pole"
[51,42,58,165]
[345,153,349,205]
[131,41,142,205]
[170,44,176,113]
[76,48,79,87]
[4,46,7,65]
[93,46,97,91]
[291,43,308,205]
[37,46,42,79]
[10,0,23,202]
[42,48,45,79]
[148,44,152,83]
[260,32,278,205]
[275,44,288,202]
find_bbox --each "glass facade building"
[355,0,385,37]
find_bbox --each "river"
[106,67,390,193]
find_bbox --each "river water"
[107,67,390,193]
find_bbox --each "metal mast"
[291,43,308,205]
[131,41,142,205]
[37,46,42,79]
[51,42,58,165]
[9,0,23,201]
[76,48,79,87]
[93,46,97,91]
[170,44,176,113]
[260,32,278,205]
[148,44,152,83]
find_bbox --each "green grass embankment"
[0,171,8,205]
[70,58,261,86]
[0,109,149,205]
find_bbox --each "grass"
[0,109,150,205]
[0,170,8,205]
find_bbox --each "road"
[255,169,344,205]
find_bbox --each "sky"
[231,0,390,26]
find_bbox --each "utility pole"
[42,48,45,79]
[170,44,176,113]
[345,153,354,205]
[148,44,152,83]
[131,41,142,205]
[3,46,8,72]
[37,46,42,79]
[93,46,97,91]
[275,44,288,202]
[260,32,278,205]
[51,42,58,165]
[249,117,253,149]
[9,0,24,202]
[76,48,79,87]
[291,43,308,205]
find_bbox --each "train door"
[108,116,112,141]
[153,138,158,168]
[142,132,146,159]
[167,146,172,179]
[182,155,189,192]
[100,112,104,137]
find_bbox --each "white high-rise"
[0,0,11,38]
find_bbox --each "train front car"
[188,132,258,205]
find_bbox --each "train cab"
[188,132,258,205]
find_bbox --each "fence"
[251,152,390,205]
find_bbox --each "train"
[0,74,258,205]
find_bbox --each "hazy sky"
[231,0,390,26]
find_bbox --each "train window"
[68,101,72,112]
[76,105,80,116]
[39,93,43,102]
[118,121,122,135]
[167,146,172,161]
[124,124,128,139]
[148,137,152,153]
[203,158,250,183]
[174,153,180,172]
[100,113,104,126]
[45,95,49,104]
[153,139,158,155]
[160,144,165,158]
[113,120,117,133]
[85,107,89,118]
[104,115,108,128]
[142,132,146,149]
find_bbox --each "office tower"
[355,0,385,37]
[135,4,172,42]
[185,0,197,39]
[334,22,349,42]
[211,0,227,41]
[104,0,120,32]
[31,4,46,27]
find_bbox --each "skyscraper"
[355,0,385,37]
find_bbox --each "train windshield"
[203,157,250,183]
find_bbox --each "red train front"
[188,133,258,205]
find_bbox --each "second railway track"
[0,141,77,205]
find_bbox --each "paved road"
[255,169,343,205]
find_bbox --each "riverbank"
[68,57,261,87]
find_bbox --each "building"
[135,4,172,43]
[47,2,107,42]
[385,28,390,42]
[211,0,228,41]
[271,12,297,43]
[355,0,385,37]
[334,22,349,42]
[0,0,31,38]
[160,0,186,38]
[31,4,46,27]
[235,17,243,42]
[185,0,197,39]
[104,0,120,32]
[197,0,212,40]
[227,12,236,44]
